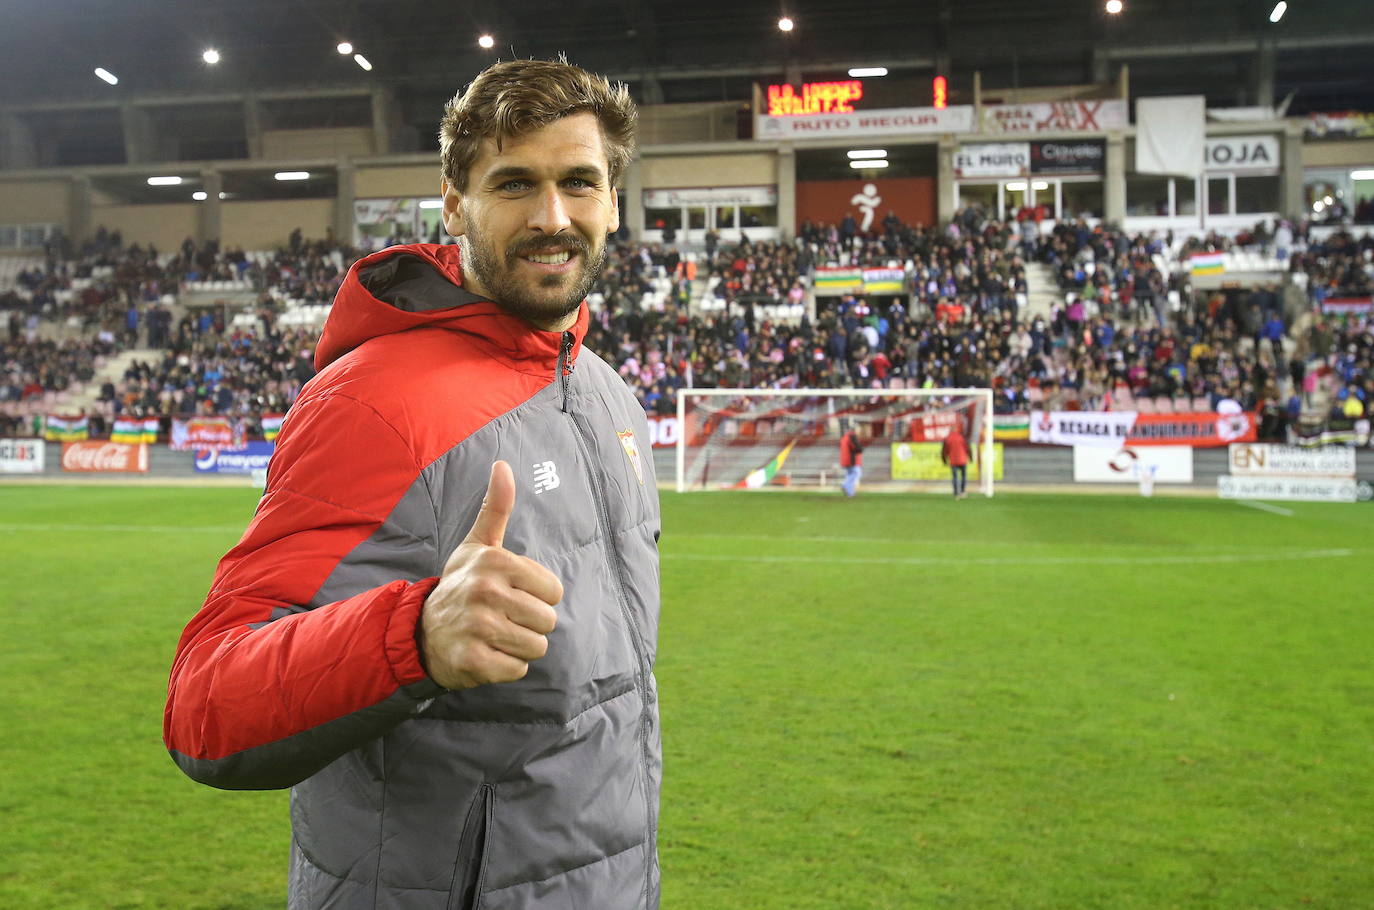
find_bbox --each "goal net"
[675,387,996,496]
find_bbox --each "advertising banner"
[1127,412,1256,447]
[170,417,244,452]
[1218,475,1359,503]
[643,186,777,208]
[1320,297,1374,315]
[1029,410,1137,448]
[979,100,1128,135]
[993,414,1030,441]
[954,143,1030,179]
[890,442,1004,481]
[1204,136,1280,173]
[1030,141,1105,175]
[862,268,906,294]
[0,438,44,473]
[755,105,974,141]
[1227,444,1356,477]
[1073,445,1194,483]
[645,415,679,449]
[61,441,148,473]
[1304,111,1374,140]
[194,441,276,475]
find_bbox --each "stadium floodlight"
[202,48,221,65]
[1032,180,1050,190]
[337,42,353,55]
[192,191,208,201]
[274,171,310,181]
[1105,0,1123,14]
[1269,1,1286,22]
[147,176,183,186]
[849,159,889,169]
[1351,169,1374,180]
[676,387,996,496]
[94,67,119,85]
[1005,181,1028,191]
[1312,200,1326,212]
[848,67,888,78]
[777,16,794,32]
[478,34,495,49]
[354,53,373,71]
[847,149,887,159]
[418,199,444,209]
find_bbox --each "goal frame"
[674,387,996,497]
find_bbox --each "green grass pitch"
[2,484,1371,909]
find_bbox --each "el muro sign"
[61,441,149,473]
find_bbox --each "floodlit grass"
[2,485,1371,908]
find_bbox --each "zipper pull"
[558,331,574,412]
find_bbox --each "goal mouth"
[675,387,996,496]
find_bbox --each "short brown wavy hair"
[439,57,637,192]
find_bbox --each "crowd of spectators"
[3,214,1372,444]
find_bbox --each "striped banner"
[43,414,89,442]
[261,414,286,442]
[1189,252,1225,276]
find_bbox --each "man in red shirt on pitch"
[941,421,971,499]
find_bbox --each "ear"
[440,179,466,237]
[607,186,620,236]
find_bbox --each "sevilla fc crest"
[617,429,643,485]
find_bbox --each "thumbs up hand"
[419,461,563,690]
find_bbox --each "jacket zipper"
[558,331,574,412]
[447,783,495,910]
[558,350,657,902]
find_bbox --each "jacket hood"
[315,243,587,373]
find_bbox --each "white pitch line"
[1235,500,1295,517]
[0,523,243,534]
[665,552,1352,566]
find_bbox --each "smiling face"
[441,111,620,331]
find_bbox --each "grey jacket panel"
[289,349,661,909]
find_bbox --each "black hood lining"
[359,253,487,313]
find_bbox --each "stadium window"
[1235,175,1280,214]
[1174,177,1198,215]
[739,205,777,228]
[715,206,736,229]
[1125,175,1170,216]
[645,207,682,232]
[1061,181,1103,219]
[0,225,17,249]
[1207,176,1231,216]
[20,225,48,248]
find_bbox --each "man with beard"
[164,58,662,910]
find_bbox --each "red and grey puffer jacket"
[164,243,662,910]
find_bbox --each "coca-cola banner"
[61,441,149,473]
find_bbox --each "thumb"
[464,460,515,548]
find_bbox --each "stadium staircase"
[1023,262,1060,321]
[62,347,163,416]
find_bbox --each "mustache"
[508,234,591,259]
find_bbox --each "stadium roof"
[3,0,1371,109]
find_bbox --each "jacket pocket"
[447,783,495,910]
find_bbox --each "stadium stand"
[3,217,1372,446]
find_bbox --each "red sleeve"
[164,391,444,790]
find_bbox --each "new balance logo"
[532,460,560,494]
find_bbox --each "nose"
[527,184,572,236]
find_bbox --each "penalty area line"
[664,549,1353,568]
[0,522,244,534]
[1234,500,1295,517]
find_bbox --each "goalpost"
[675,387,996,496]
